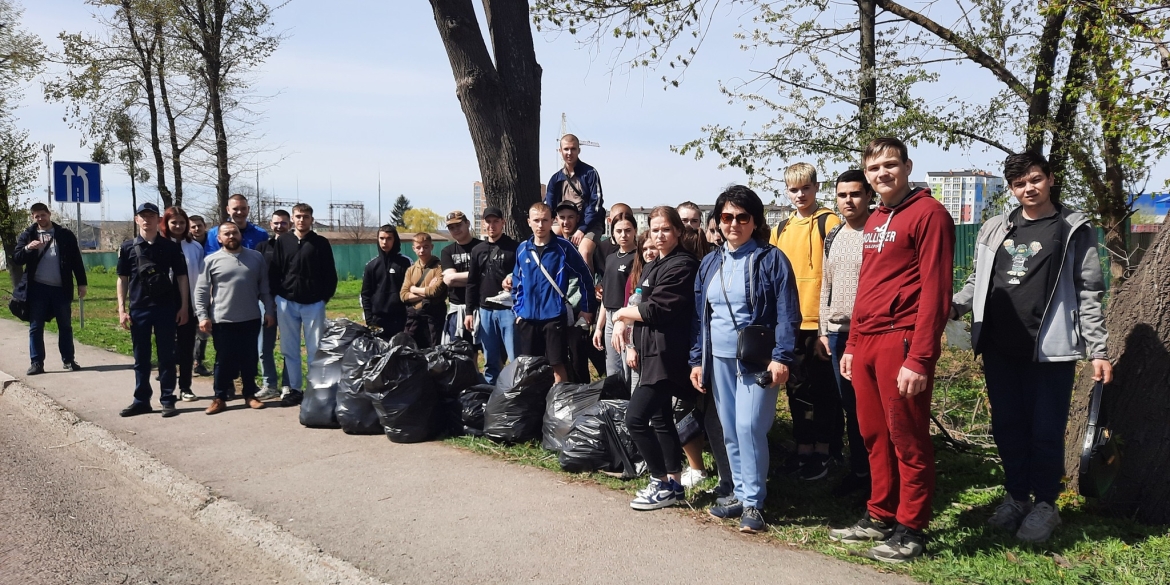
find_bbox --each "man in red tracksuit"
[829,137,955,563]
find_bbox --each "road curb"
[0,372,385,585]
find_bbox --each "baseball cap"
[482,206,504,220]
[445,210,469,226]
[136,202,160,215]
[555,201,580,214]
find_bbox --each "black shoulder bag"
[717,255,774,368]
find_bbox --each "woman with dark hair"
[611,206,700,511]
[681,225,711,258]
[706,212,725,247]
[593,213,639,380]
[162,206,205,402]
[689,185,802,533]
[362,224,412,339]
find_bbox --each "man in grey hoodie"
[195,222,276,415]
[951,151,1112,544]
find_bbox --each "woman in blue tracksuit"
[690,185,801,533]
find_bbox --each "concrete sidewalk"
[0,318,913,585]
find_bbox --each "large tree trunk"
[1064,218,1170,524]
[122,0,173,209]
[429,0,542,238]
[857,0,876,133]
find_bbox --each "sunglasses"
[719,212,752,225]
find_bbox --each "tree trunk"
[429,0,542,238]
[205,1,230,221]
[857,0,876,133]
[1064,217,1170,524]
[122,0,173,209]
[1024,6,1067,153]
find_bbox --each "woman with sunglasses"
[611,206,700,511]
[689,185,801,533]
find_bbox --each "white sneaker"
[1016,502,1061,542]
[485,290,513,307]
[987,493,1032,532]
[279,386,292,398]
[680,467,708,488]
[254,387,281,401]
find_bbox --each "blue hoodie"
[545,160,605,233]
[690,240,802,388]
[513,235,595,321]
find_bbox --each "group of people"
[12,133,1113,564]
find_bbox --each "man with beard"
[195,222,275,415]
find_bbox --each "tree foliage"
[0,0,43,114]
[390,194,412,227]
[0,118,39,287]
[402,207,441,234]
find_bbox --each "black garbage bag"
[335,335,387,435]
[300,320,370,429]
[542,380,605,452]
[558,400,645,479]
[483,356,554,443]
[425,341,482,437]
[460,384,495,436]
[363,344,437,443]
[300,383,341,429]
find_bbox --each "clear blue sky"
[16,1,1168,222]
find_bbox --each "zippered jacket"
[689,241,802,389]
[513,235,595,321]
[13,222,88,302]
[952,206,1107,361]
[545,160,605,232]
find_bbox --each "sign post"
[52,161,102,329]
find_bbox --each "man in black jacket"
[362,225,412,339]
[464,206,518,384]
[269,203,337,406]
[13,203,88,375]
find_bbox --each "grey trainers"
[829,514,896,543]
[254,387,281,401]
[1016,502,1061,543]
[867,525,926,564]
[988,493,1032,533]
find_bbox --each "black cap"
[555,201,579,214]
[136,202,160,215]
[482,206,504,220]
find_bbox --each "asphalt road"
[0,394,306,585]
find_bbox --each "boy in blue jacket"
[545,134,605,272]
[513,202,595,383]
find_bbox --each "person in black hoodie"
[362,225,412,339]
[13,203,88,375]
[269,203,337,406]
[610,205,700,511]
[464,206,518,385]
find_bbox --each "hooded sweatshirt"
[771,206,841,330]
[845,188,955,376]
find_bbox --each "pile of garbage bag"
[300,319,371,429]
[483,356,554,443]
[541,375,628,452]
[558,400,644,479]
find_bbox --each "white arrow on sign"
[62,165,92,202]
[77,166,90,202]
[63,166,75,201]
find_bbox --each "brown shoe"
[205,398,227,415]
[246,397,265,410]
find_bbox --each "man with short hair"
[831,138,955,563]
[819,170,875,498]
[116,203,191,418]
[195,222,275,414]
[362,225,412,339]
[545,134,605,271]
[253,209,291,400]
[441,210,482,345]
[513,202,595,384]
[465,206,519,384]
[401,232,447,349]
[189,215,208,247]
[270,203,337,407]
[677,201,703,231]
[14,203,88,375]
[204,194,268,254]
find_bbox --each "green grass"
[5,269,1168,584]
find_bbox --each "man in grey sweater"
[195,222,276,414]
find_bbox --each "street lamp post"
[43,143,54,206]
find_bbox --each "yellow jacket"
[770,207,841,330]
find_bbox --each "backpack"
[130,242,174,304]
[774,212,831,242]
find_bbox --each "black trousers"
[787,330,844,447]
[698,390,734,492]
[404,306,444,349]
[174,306,197,392]
[212,320,262,400]
[628,380,684,478]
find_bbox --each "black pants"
[371,308,407,340]
[174,306,197,392]
[628,381,683,478]
[404,306,444,349]
[194,333,208,364]
[787,330,844,447]
[566,324,591,382]
[212,320,262,400]
[698,390,734,493]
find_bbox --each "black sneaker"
[708,497,744,519]
[27,362,44,375]
[62,361,82,371]
[119,402,153,417]
[799,452,831,481]
[775,452,807,477]
[828,514,896,543]
[739,506,766,534]
[867,524,926,564]
[832,472,872,497]
[193,363,212,377]
[280,389,303,407]
[161,403,179,418]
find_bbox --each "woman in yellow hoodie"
[770,163,845,481]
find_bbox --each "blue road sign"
[53,161,102,203]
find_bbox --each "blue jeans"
[276,296,326,391]
[982,350,1076,505]
[828,331,870,476]
[711,355,780,509]
[130,304,178,406]
[477,307,515,385]
[260,320,288,390]
[28,281,74,365]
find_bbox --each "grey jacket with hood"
[952,205,1108,362]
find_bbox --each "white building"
[926,170,1003,224]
